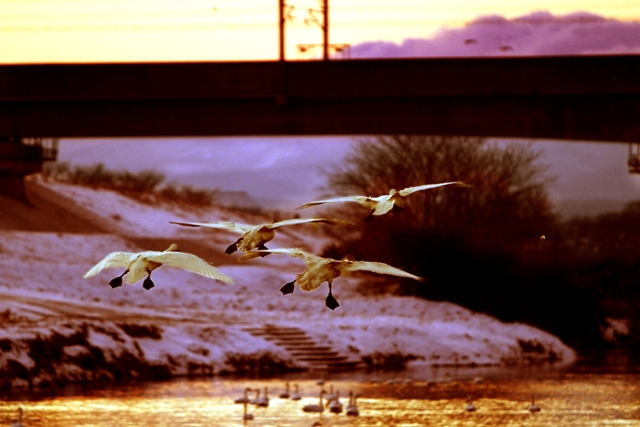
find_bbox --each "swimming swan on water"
[256,387,270,407]
[235,387,253,404]
[242,401,254,421]
[296,181,471,222]
[291,384,302,400]
[279,382,291,399]
[465,396,476,412]
[345,392,360,417]
[328,391,343,414]
[10,407,24,427]
[170,218,352,256]
[528,394,541,413]
[83,244,234,289]
[303,389,327,413]
[239,248,424,310]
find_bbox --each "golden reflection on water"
[1,374,640,427]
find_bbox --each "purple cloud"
[351,11,640,58]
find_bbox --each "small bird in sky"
[83,243,234,289]
[240,248,424,310]
[170,218,352,257]
[295,181,471,222]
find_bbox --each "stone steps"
[242,324,363,371]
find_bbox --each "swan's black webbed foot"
[363,211,376,223]
[142,277,155,290]
[391,204,404,213]
[280,281,295,295]
[257,244,270,257]
[225,241,239,255]
[109,270,128,288]
[325,283,339,310]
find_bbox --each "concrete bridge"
[0,55,639,142]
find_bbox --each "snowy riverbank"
[0,176,576,388]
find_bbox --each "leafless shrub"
[42,162,218,206]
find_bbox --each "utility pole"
[322,0,328,60]
[305,0,329,60]
[279,0,285,61]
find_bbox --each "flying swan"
[170,218,352,257]
[239,248,424,310]
[83,244,234,289]
[295,181,471,222]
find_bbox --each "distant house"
[216,190,262,212]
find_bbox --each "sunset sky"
[2,0,640,62]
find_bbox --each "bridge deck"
[1,55,639,141]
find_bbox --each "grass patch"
[43,162,218,206]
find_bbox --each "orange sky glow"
[2,0,640,63]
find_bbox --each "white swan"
[256,387,270,407]
[324,384,337,402]
[303,389,327,413]
[465,396,476,412]
[234,387,253,404]
[83,244,234,289]
[279,382,290,398]
[328,390,343,414]
[345,392,360,417]
[296,181,471,222]
[291,384,302,401]
[9,407,24,427]
[528,394,541,413]
[249,388,261,405]
[170,218,352,256]
[242,401,254,421]
[240,248,424,310]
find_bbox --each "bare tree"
[323,135,557,257]
[320,135,604,348]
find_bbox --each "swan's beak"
[280,281,295,295]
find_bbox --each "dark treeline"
[320,135,640,350]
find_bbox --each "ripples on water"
[1,367,640,426]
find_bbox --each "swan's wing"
[170,221,252,234]
[295,195,373,210]
[238,248,324,265]
[265,218,354,229]
[398,181,471,197]
[83,252,137,278]
[339,261,425,281]
[144,252,234,284]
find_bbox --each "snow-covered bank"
[0,176,576,388]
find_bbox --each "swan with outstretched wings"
[170,218,352,256]
[84,243,234,290]
[240,247,424,310]
[296,181,471,222]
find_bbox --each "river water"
[1,357,639,427]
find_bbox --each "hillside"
[0,174,576,389]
